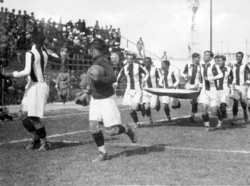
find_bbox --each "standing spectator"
[79,68,88,90]
[56,65,70,104]
[137,37,144,58]
[161,51,168,61]
[60,43,68,65]
[94,20,99,30]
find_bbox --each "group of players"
[1,28,250,162]
[115,50,250,133]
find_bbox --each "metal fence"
[1,52,127,106]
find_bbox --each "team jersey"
[181,62,201,85]
[217,66,233,90]
[232,63,250,86]
[159,69,179,88]
[144,66,160,88]
[200,61,223,91]
[117,63,147,90]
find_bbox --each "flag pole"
[210,0,212,51]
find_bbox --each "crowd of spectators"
[0,6,122,62]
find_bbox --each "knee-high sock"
[130,110,139,123]
[164,104,170,117]
[202,113,210,127]
[241,101,247,111]
[220,103,227,118]
[145,108,151,117]
[191,103,198,114]
[233,100,239,116]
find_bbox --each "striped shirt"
[217,66,233,90]
[160,69,179,88]
[181,62,201,85]
[117,63,147,90]
[200,61,223,91]
[144,66,160,88]
[232,63,250,86]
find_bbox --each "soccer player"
[142,57,161,124]
[159,60,179,121]
[199,51,223,131]
[87,38,137,162]
[181,53,202,122]
[115,52,149,128]
[231,51,250,125]
[216,55,233,120]
[2,30,61,150]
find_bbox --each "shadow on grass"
[109,143,168,160]
[50,137,119,150]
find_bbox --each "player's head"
[144,57,152,68]
[90,38,106,57]
[203,51,214,63]
[217,55,226,68]
[126,52,136,65]
[192,53,200,65]
[236,51,244,63]
[161,60,170,71]
[31,30,46,47]
[214,55,220,65]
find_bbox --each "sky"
[2,0,250,60]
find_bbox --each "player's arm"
[172,71,180,88]
[116,67,125,85]
[13,52,32,78]
[139,65,149,83]
[43,46,61,63]
[204,64,223,81]
[181,64,189,79]
[96,58,116,84]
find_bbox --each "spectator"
[79,68,88,89]
[136,37,144,58]
[56,65,70,104]
[161,51,168,61]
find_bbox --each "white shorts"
[122,89,142,106]
[89,94,121,127]
[236,85,248,101]
[161,96,171,104]
[218,87,230,105]
[25,82,49,117]
[186,83,199,103]
[199,89,220,107]
[247,86,250,99]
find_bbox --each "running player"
[142,57,161,124]
[217,55,233,122]
[115,52,149,128]
[231,51,250,125]
[88,38,137,162]
[181,53,202,122]
[199,51,223,131]
[159,60,179,121]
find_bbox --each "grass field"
[1,101,250,186]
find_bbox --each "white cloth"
[89,94,121,127]
[218,87,230,105]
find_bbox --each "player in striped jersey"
[142,57,161,125]
[216,55,233,124]
[2,30,61,150]
[115,53,149,128]
[199,51,223,131]
[181,53,202,122]
[159,60,180,121]
[231,51,250,125]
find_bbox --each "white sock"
[98,146,107,154]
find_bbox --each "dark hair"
[91,38,105,51]
[162,60,170,67]
[127,52,136,59]
[214,55,220,59]
[204,51,214,58]
[236,51,244,57]
[192,53,200,59]
[218,55,226,61]
[145,57,152,62]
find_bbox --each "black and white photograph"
[1,0,250,185]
